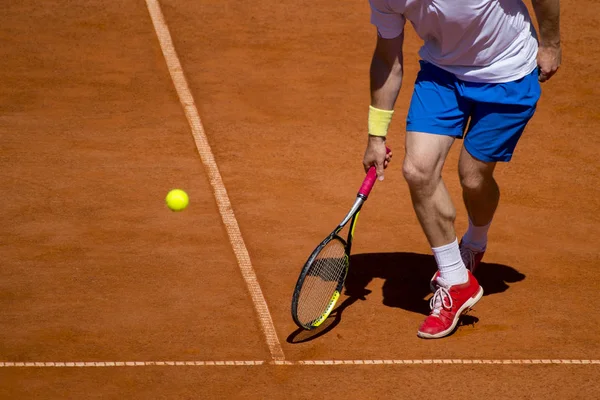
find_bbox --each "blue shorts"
[406,61,541,162]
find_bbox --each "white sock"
[462,218,491,251]
[432,238,468,286]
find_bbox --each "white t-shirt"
[370,0,539,83]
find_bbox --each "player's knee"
[403,158,437,191]
[459,172,484,192]
[459,169,495,193]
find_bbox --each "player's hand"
[537,44,561,83]
[363,136,392,181]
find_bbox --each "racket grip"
[358,168,377,198]
[358,147,390,198]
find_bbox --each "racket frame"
[291,195,366,330]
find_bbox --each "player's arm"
[531,0,561,82]
[364,32,404,179]
[371,32,405,112]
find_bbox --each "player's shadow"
[286,251,525,343]
[345,252,525,316]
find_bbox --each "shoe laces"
[430,283,453,316]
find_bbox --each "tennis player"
[362,0,561,338]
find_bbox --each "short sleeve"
[369,0,405,39]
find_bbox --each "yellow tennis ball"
[165,189,189,211]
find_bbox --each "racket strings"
[296,239,348,326]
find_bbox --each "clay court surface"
[1,0,599,398]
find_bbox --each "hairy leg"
[458,145,499,227]
[403,131,456,247]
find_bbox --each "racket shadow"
[346,251,526,316]
[286,290,371,344]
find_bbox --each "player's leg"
[459,67,541,269]
[457,148,498,271]
[403,131,456,248]
[459,150,499,230]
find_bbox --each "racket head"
[291,234,350,330]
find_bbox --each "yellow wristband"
[368,105,394,137]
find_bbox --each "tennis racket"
[291,148,389,330]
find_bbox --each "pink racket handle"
[358,147,391,198]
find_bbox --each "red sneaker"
[418,271,483,339]
[429,241,486,292]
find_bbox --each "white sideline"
[144,0,284,361]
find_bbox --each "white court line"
[145,0,284,361]
[0,361,265,368]
[1,360,599,368]
[294,359,600,365]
